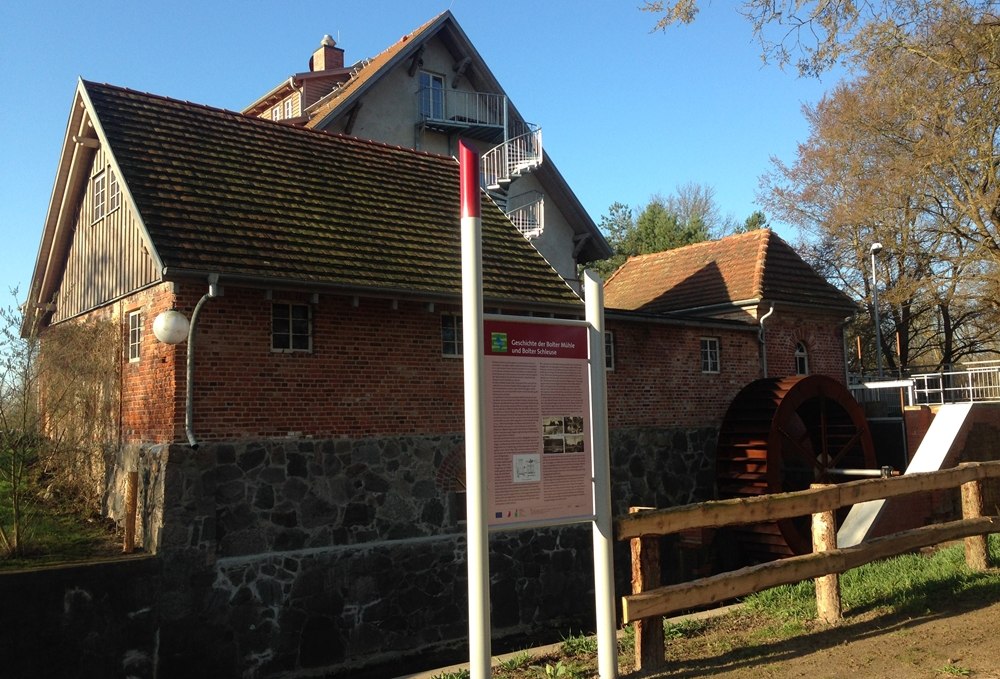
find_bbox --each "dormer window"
[272,103,283,121]
[284,98,294,119]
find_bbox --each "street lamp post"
[870,242,884,378]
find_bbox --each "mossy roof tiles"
[603,229,855,315]
[84,81,579,308]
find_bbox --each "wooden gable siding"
[52,146,159,323]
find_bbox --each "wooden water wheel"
[715,375,876,562]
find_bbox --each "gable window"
[795,342,809,375]
[419,71,445,120]
[604,331,615,371]
[700,337,720,374]
[441,314,463,357]
[284,98,294,119]
[128,310,142,363]
[108,169,121,214]
[272,103,283,121]
[92,170,107,222]
[272,303,312,352]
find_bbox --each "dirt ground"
[647,598,1000,679]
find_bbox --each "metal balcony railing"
[417,87,505,129]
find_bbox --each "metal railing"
[850,361,1000,408]
[505,191,544,238]
[911,361,1000,405]
[417,87,505,128]
[482,127,543,189]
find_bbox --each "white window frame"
[419,71,445,120]
[108,168,121,214]
[92,170,107,222]
[284,98,294,119]
[700,337,720,374]
[271,303,312,352]
[272,103,283,121]
[128,310,142,363]
[795,342,810,375]
[441,314,463,357]
[604,331,615,371]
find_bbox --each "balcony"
[417,87,505,142]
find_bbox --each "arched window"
[795,342,809,375]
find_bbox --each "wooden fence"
[615,461,1000,672]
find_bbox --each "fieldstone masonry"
[127,427,718,677]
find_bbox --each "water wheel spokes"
[716,375,876,562]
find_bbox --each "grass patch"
[742,535,1000,623]
[0,479,121,570]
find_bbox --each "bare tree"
[641,1,1000,77]
[0,291,119,557]
[761,46,1000,370]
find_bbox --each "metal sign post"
[459,141,491,679]
[459,146,617,679]
[585,269,618,679]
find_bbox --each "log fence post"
[629,507,665,672]
[960,478,988,571]
[810,484,841,624]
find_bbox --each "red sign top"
[484,320,588,360]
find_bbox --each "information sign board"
[483,318,595,528]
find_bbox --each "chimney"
[310,35,344,72]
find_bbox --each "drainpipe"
[185,274,220,448]
[758,303,776,378]
[840,313,857,386]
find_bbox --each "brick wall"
[69,283,852,448]
[120,284,182,442]
[763,310,848,381]
[155,284,467,442]
[606,318,761,429]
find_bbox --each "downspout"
[840,312,858,386]
[758,302,776,378]
[185,274,220,448]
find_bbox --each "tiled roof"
[83,81,579,307]
[304,14,444,130]
[603,229,856,314]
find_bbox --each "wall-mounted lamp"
[152,310,190,345]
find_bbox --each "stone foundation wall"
[132,426,717,677]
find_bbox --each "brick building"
[605,229,858,431]
[19,18,860,679]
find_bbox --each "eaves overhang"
[161,266,584,315]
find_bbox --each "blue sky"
[0,1,841,301]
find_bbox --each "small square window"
[92,170,107,222]
[700,337,720,374]
[272,303,312,352]
[128,310,142,363]
[604,331,615,371]
[441,314,463,357]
